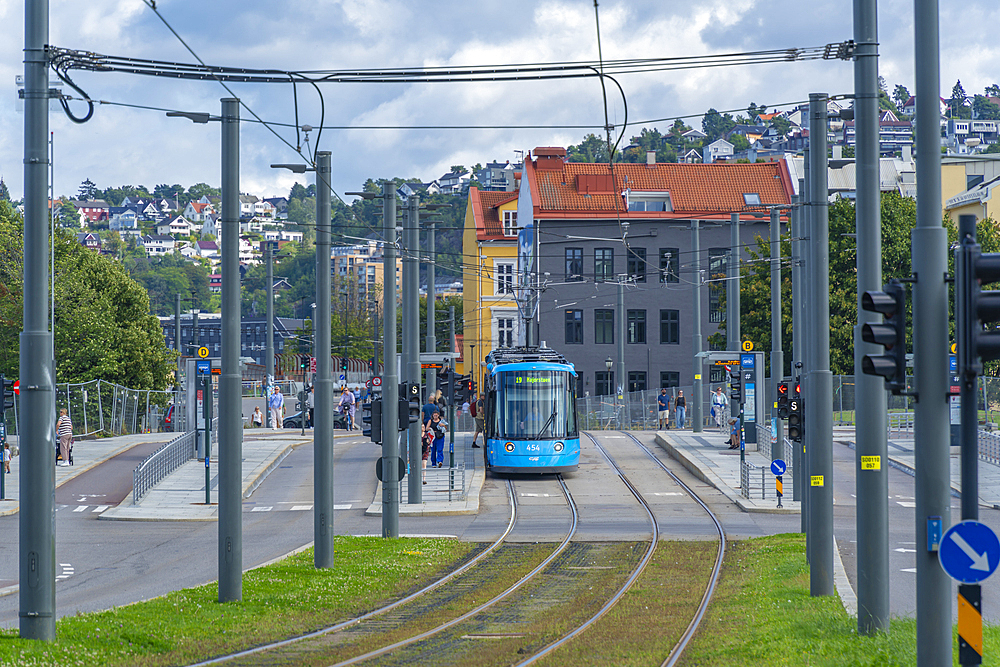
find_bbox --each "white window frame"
[492,308,519,349]
[495,261,514,295]
[502,210,518,237]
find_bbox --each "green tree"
[973,95,1000,120]
[78,178,99,201]
[0,201,174,388]
[101,185,151,206]
[0,178,9,202]
[893,84,911,112]
[771,116,792,137]
[747,103,767,120]
[59,201,80,228]
[730,134,750,151]
[702,108,736,142]
[153,184,185,202]
[567,134,610,163]
[986,84,1000,98]
[950,79,972,119]
[185,183,221,206]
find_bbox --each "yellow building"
[462,186,520,392]
[942,155,1000,224]
[332,243,402,307]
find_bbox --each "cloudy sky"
[0,0,997,202]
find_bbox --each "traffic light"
[787,379,803,442]
[407,382,421,426]
[957,217,1000,380]
[300,355,309,370]
[362,399,382,444]
[728,367,742,404]
[437,369,453,406]
[460,375,474,403]
[776,380,790,419]
[860,278,908,394]
[397,382,421,431]
[341,358,349,373]
[0,375,13,412]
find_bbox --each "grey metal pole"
[175,293,181,352]
[314,152,334,567]
[617,278,626,428]
[381,183,399,537]
[958,214,979,525]
[791,193,803,503]
[266,240,274,416]
[770,208,784,460]
[218,97,242,603]
[426,218,437,397]
[692,220,703,432]
[405,196,422,503]
[913,1,951,660]
[808,93,834,597]
[20,0,56,641]
[801,154,812,542]
[854,0,890,635]
[193,308,199,352]
[728,212,741,352]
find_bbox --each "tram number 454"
[526,443,541,452]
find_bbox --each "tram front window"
[497,371,577,440]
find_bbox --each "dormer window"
[626,191,672,212]
[503,210,518,237]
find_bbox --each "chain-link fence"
[1,379,175,439]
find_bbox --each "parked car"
[282,411,348,430]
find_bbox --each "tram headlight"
[553,442,564,452]
[504,442,515,452]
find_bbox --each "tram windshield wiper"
[538,407,558,439]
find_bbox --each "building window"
[659,248,679,283]
[503,210,518,237]
[708,248,728,323]
[565,309,583,344]
[660,309,679,344]
[495,262,514,295]
[595,309,614,344]
[627,309,646,344]
[565,248,583,281]
[661,371,680,388]
[497,317,514,348]
[595,248,614,282]
[627,371,647,393]
[595,371,614,396]
[627,248,646,282]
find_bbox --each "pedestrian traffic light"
[362,399,382,444]
[957,215,1000,381]
[397,382,420,431]
[860,278,907,394]
[0,375,13,412]
[776,380,790,419]
[787,380,803,442]
[728,367,742,404]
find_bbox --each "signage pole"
[380,182,399,538]
[692,220,703,432]
[314,151,334,567]
[405,196,422,503]
[204,373,211,505]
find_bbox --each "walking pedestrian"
[657,388,671,430]
[712,387,729,429]
[250,406,264,428]
[307,386,315,428]
[3,443,10,473]
[471,393,485,449]
[422,393,440,426]
[269,388,284,430]
[675,391,687,429]
[56,408,73,466]
[421,422,433,484]
[429,411,447,468]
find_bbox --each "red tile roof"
[470,188,518,240]
[524,157,793,220]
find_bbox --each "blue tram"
[483,346,580,473]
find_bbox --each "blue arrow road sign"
[940,520,1000,584]
[770,459,786,476]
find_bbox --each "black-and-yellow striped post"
[958,584,982,665]
[776,475,783,508]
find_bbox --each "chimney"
[646,150,656,166]
[902,145,912,163]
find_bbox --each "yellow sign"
[861,455,881,471]
[742,340,754,352]
[776,478,784,495]
[951,343,957,354]
[810,475,825,487]
[197,346,210,359]
[694,374,701,380]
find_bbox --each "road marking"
[901,568,917,573]
[519,493,552,497]
[251,506,273,512]
[334,504,352,510]
[56,563,74,581]
[72,506,87,513]
[894,548,916,553]
[290,505,312,511]
[653,492,684,496]
[91,505,108,513]
[896,501,916,508]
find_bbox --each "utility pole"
[790,192,803,504]
[617,278,626,429]
[380,183,400,537]
[426,215,437,400]
[266,239,274,417]
[801,152,812,544]
[404,195,422,503]
[20,0,56,641]
[692,219,703,433]
[808,93,833,596]
[770,207,784,459]
[854,0,890,635]
[449,305,456,467]
[174,293,181,352]
[314,152,334,567]
[218,98,242,603]
[913,0,952,660]
[728,212,741,352]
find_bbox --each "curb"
[653,433,800,514]
[365,467,485,517]
[833,536,858,618]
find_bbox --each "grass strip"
[0,536,474,667]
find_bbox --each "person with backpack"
[471,393,485,449]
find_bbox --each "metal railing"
[979,429,1000,466]
[132,431,195,505]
